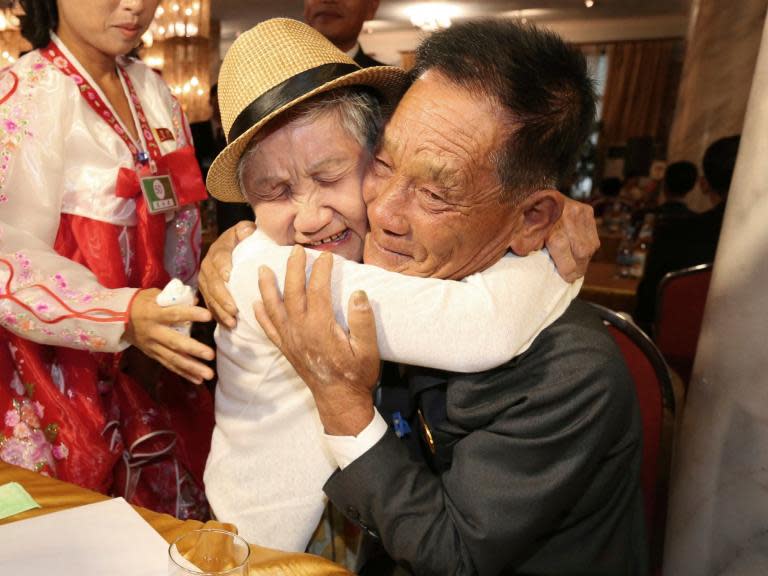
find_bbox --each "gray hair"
[236,88,385,198]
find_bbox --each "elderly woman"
[200,19,597,552]
[0,0,214,517]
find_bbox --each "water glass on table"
[168,528,250,575]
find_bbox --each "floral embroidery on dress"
[0,252,124,348]
[0,54,49,192]
[2,252,117,304]
[0,307,109,350]
[0,392,66,475]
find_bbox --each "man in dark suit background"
[635,135,740,330]
[191,84,226,180]
[303,0,385,67]
[191,84,254,233]
[696,135,740,250]
[255,20,645,575]
[654,161,697,222]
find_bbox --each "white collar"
[345,43,361,58]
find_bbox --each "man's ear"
[508,190,565,256]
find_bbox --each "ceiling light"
[500,9,556,20]
[405,3,461,31]
[585,0,595,7]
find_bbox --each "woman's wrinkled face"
[239,110,370,262]
[56,0,159,57]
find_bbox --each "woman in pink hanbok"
[0,0,215,519]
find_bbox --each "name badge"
[155,127,175,143]
[140,174,179,214]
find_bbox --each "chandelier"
[142,0,210,45]
[405,3,460,32]
[0,6,19,32]
[0,1,25,68]
[141,0,212,123]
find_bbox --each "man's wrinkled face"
[303,0,379,51]
[240,111,369,262]
[363,71,520,279]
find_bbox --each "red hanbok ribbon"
[42,41,207,290]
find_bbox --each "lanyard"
[41,41,162,173]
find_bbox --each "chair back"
[589,303,675,574]
[654,263,713,385]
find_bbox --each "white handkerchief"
[0,497,168,575]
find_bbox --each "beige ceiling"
[213,0,690,39]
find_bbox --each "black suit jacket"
[325,300,646,575]
[190,120,225,179]
[653,199,695,222]
[634,202,724,329]
[189,120,254,233]
[353,47,386,68]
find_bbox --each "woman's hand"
[198,221,257,328]
[124,288,215,385]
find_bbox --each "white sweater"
[204,230,581,551]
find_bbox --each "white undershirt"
[346,43,361,59]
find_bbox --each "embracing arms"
[229,230,579,373]
[199,196,599,329]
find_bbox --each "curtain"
[599,39,682,148]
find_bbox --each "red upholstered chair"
[589,303,675,575]
[654,263,713,386]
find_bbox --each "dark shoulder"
[354,48,386,68]
[446,300,634,423]
[523,299,628,377]
[190,120,213,141]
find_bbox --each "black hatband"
[228,63,361,143]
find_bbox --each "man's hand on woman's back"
[198,220,257,327]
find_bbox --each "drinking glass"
[168,529,250,575]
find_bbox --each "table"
[593,231,623,263]
[0,462,350,575]
[581,261,640,313]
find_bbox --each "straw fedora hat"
[207,18,409,203]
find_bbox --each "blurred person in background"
[592,177,624,216]
[190,83,254,234]
[653,161,697,223]
[304,0,384,66]
[634,136,741,331]
[696,135,740,250]
[592,177,633,234]
[191,84,226,179]
[0,0,215,518]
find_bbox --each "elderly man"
[254,20,645,575]
[304,0,385,66]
